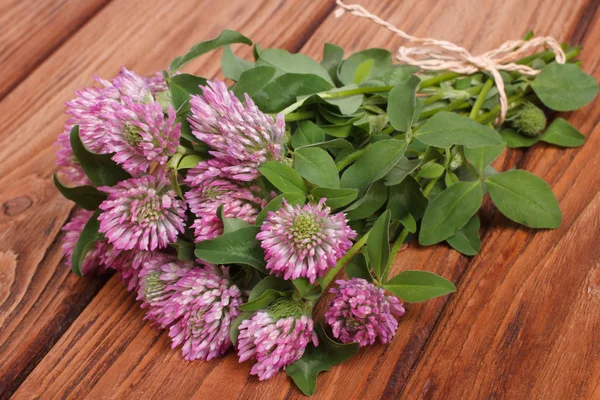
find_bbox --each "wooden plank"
[0,0,111,99]
[10,0,598,399]
[0,0,335,397]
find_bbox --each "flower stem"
[336,149,366,172]
[284,110,316,122]
[384,227,410,281]
[469,79,494,119]
[322,230,371,290]
[420,72,460,88]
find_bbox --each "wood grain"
[0,0,335,398]
[8,0,599,399]
[0,0,111,99]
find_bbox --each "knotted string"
[334,0,566,123]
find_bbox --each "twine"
[334,0,566,123]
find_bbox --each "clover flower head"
[98,175,186,251]
[105,99,180,175]
[325,278,405,347]
[188,79,285,181]
[256,199,356,283]
[165,265,243,361]
[237,298,317,380]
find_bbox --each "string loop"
[335,0,566,123]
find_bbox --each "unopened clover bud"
[512,102,547,137]
[449,147,463,171]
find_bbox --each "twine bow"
[334,0,566,123]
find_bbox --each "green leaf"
[311,187,358,209]
[69,126,130,187]
[321,43,344,83]
[320,84,364,115]
[217,205,251,234]
[338,48,392,85]
[248,275,292,301]
[320,123,354,138]
[367,210,391,280]
[531,63,598,111]
[294,147,339,189]
[364,64,420,86]
[255,192,306,225]
[353,59,375,84]
[257,48,334,85]
[170,30,252,73]
[232,66,276,100]
[464,143,505,173]
[253,73,333,113]
[230,311,253,345]
[240,289,285,311]
[298,138,354,151]
[169,73,206,112]
[446,215,481,256]
[387,175,427,222]
[177,154,203,170]
[384,157,421,186]
[485,170,562,228]
[291,121,325,149]
[221,45,254,81]
[170,238,195,261]
[540,117,586,147]
[419,181,483,245]
[345,253,372,281]
[287,323,359,396]
[415,112,504,148]
[345,181,388,220]
[388,75,421,132]
[340,140,407,193]
[71,210,104,277]
[258,161,307,195]
[500,128,539,148]
[417,162,446,179]
[53,174,106,210]
[195,226,266,271]
[384,270,456,303]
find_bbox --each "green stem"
[419,99,470,119]
[385,227,410,281]
[469,79,494,119]
[475,91,529,124]
[336,149,365,172]
[322,230,371,290]
[422,177,440,197]
[284,110,315,122]
[420,72,460,88]
[320,86,394,98]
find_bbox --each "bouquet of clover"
[54,10,596,397]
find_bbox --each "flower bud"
[512,102,547,137]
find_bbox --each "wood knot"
[587,264,600,299]
[3,196,33,216]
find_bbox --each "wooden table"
[1,0,599,398]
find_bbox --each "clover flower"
[105,99,181,175]
[237,298,317,380]
[184,165,266,242]
[97,66,153,104]
[256,199,356,283]
[188,79,285,181]
[100,246,154,291]
[165,265,243,361]
[325,278,405,347]
[98,175,186,251]
[136,254,193,327]
[60,209,108,276]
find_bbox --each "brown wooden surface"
[1,0,599,398]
